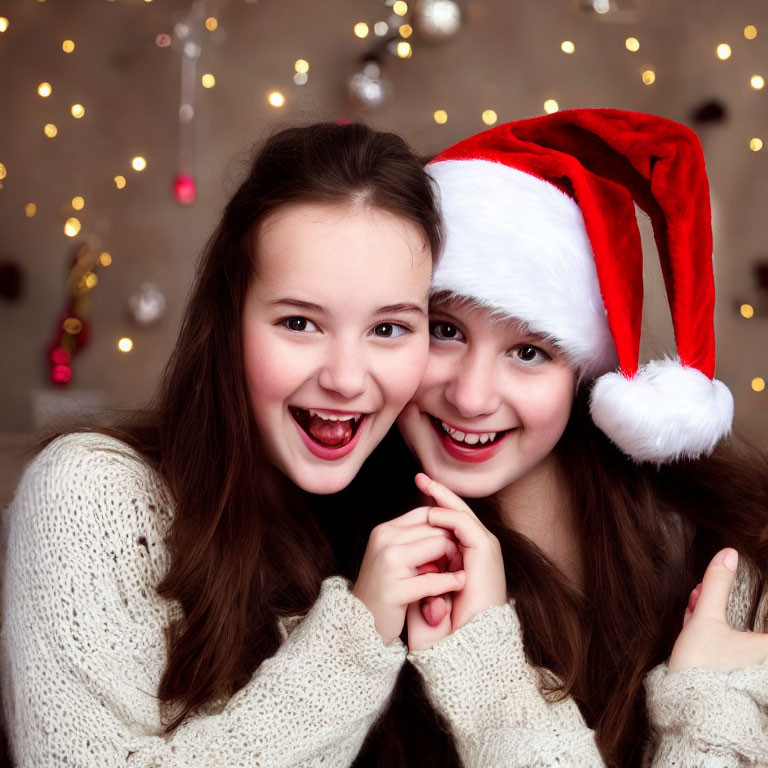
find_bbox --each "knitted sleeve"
[1,433,405,767]
[408,601,605,767]
[644,562,768,767]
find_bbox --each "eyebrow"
[270,299,425,315]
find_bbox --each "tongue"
[307,415,353,447]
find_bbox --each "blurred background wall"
[1,0,767,500]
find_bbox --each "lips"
[428,415,513,464]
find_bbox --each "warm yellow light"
[433,109,448,124]
[0,18,8,33]
[482,109,498,126]
[62,317,83,335]
[99,251,112,267]
[44,123,58,138]
[399,24,413,38]
[201,73,216,88]
[716,43,732,60]
[641,69,656,85]
[740,303,755,319]
[561,41,575,54]
[0,163,5,180]
[72,196,85,210]
[38,82,52,97]
[750,75,765,90]
[132,156,147,171]
[354,22,369,38]
[744,25,758,40]
[268,91,285,107]
[113,175,126,190]
[625,37,640,52]
[62,39,75,53]
[749,137,763,151]
[71,103,85,118]
[543,99,559,114]
[294,58,310,74]
[752,377,766,392]
[118,337,134,353]
[24,203,36,218]
[393,1,408,16]
[205,16,218,31]
[83,272,98,289]
[396,41,412,58]
[64,217,81,237]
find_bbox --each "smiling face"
[397,299,577,499]
[242,200,432,495]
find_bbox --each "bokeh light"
[544,99,559,113]
[0,163,5,180]
[295,59,309,74]
[399,24,413,38]
[64,217,81,237]
[749,138,763,151]
[396,41,412,58]
[393,1,408,16]
[62,39,75,53]
[268,91,285,107]
[433,109,448,124]
[744,25,758,40]
[561,41,575,54]
[99,252,112,267]
[205,17,218,31]
[44,123,58,138]
[0,18,8,33]
[752,377,766,392]
[750,75,765,90]
[625,37,640,52]
[740,304,755,319]
[716,43,732,60]
[72,196,84,210]
[354,22,369,38]
[132,156,147,171]
[71,104,85,118]
[201,73,216,88]
[24,203,36,218]
[118,337,134,353]
[38,82,52,97]
[114,175,127,189]
[641,69,656,85]
[482,109,498,125]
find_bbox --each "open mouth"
[428,415,511,448]
[289,407,366,449]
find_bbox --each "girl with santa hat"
[396,109,768,767]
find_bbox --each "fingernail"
[456,570,466,582]
[723,549,739,572]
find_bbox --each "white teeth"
[439,420,500,446]
[463,433,480,445]
[441,421,455,435]
[453,430,466,442]
[307,409,359,422]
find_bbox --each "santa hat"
[428,109,733,464]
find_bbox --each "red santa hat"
[428,109,733,463]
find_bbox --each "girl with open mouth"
[2,123,467,766]
[396,110,768,768]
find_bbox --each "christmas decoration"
[348,59,388,110]
[128,282,166,327]
[413,0,462,42]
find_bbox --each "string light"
[750,75,765,90]
[268,91,285,107]
[114,175,126,189]
[433,109,448,124]
[396,41,412,58]
[744,25,758,40]
[205,17,218,31]
[749,138,763,151]
[294,59,309,74]
[393,1,408,16]
[44,123,58,138]
[131,156,147,171]
[374,21,389,36]
[0,18,8,33]
[24,203,36,218]
[752,377,766,392]
[740,303,755,319]
[83,272,98,289]
[561,41,575,54]
[62,318,83,335]
[201,73,215,88]
[625,37,640,52]
[38,82,52,98]
[543,99,559,113]
[62,39,75,53]
[64,217,81,237]
[641,69,656,85]
[99,252,112,267]
[482,110,498,126]
[399,24,413,38]
[71,104,85,118]
[0,163,5,180]
[118,337,134,353]
[716,43,732,60]
[354,22,369,38]
[72,196,84,210]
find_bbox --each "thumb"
[415,473,472,514]
[692,548,739,622]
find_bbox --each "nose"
[317,336,368,400]
[444,347,501,418]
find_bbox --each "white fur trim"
[590,359,734,463]
[428,159,617,379]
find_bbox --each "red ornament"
[50,364,72,385]
[50,347,71,365]
[173,173,197,205]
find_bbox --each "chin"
[424,461,506,499]
[288,465,358,496]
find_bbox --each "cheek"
[410,348,457,403]
[375,335,430,410]
[518,376,575,437]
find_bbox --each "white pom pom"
[590,359,734,463]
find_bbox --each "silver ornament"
[348,61,388,110]
[572,0,648,22]
[413,0,462,41]
[128,282,166,326]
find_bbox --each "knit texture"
[1,433,406,767]
[410,563,768,767]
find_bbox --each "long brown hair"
[356,387,768,768]
[98,122,444,731]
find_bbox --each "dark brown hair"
[99,122,443,731]
[355,387,768,768]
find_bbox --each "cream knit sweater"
[3,433,767,767]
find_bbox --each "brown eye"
[430,321,463,341]
[286,317,308,331]
[518,345,538,361]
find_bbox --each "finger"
[421,595,448,626]
[400,569,466,603]
[406,598,452,652]
[693,548,739,622]
[388,523,456,546]
[398,535,459,572]
[385,506,433,528]
[416,562,440,576]
[416,473,474,516]
[687,583,702,614]
[428,507,487,549]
